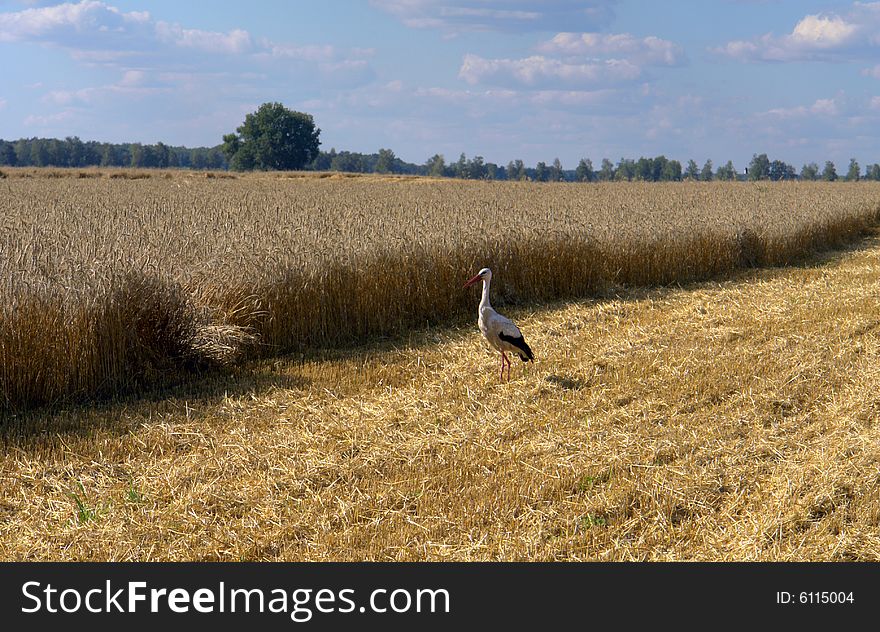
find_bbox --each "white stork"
[464,267,534,382]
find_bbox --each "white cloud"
[24,109,74,126]
[715,3,880,62]
[459,53,640,88]
[370,0,617,33]
[810,98,839,116]
[863,64,880,78]
[118,69,143,86]
[42,69,164,105]
[0,97,6,109]
[259,41,337,62]
[527,89,616,107]
[0,0,150,44]
[458,27,683,92]
[413,85,616,109]
[871,96,880,109]
[0,1,261,56]
[765,98,840,119]
[155,21,251,55]
[0,0,370,75]
[537,32,685,66]
[0,0,377,113]
[790,14,858,47]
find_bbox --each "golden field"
[1,171,880,560]
[2,169,879,411]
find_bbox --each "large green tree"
[222,102,320,171]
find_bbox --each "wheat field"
[1,171,880,561]
[2,169,879,411]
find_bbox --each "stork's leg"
[500,352,506,382]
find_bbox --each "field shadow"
[0,366,311,447]
[0,316,477,445]
[565,230,880,306]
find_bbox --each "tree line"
[5,135,880,183]
[0,137,227,170]
[5,99,880,183]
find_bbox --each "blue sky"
[1,0,879,170]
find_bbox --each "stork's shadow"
[545,374,588,390]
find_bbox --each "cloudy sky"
[1,0,879,169]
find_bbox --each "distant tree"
[65,136,85,167]
[822,160,838,181]
[715,160,736,181]
[308,147,335,171]
[452,153,468,178]
[597,158,615,181]
[29,139,48,166]
[700,159,714,181]
[155,142,173,168]
[375,148,396,174]
[107,143,131,167]
[534,161,548,182]
[661,159,682,181]
[614,158,636,181]
[0,141,16,166]
[845,158,860,181]
[866,164,880,181]
[130,143,155,168]
[14,139,29,165]
[549,157,564,181]
[222,102,320,171]
[506,160,516,179]
[800,162,819,181]
[650,155,670,181]
[635,157,652,181]
[575,158,594,182]
[769,160,795,181]
[425,154,446,177]
[46,139,69,166]
[330,151,364,173]
[468,155,486,179]
[485,162,498,180]
[684,159,699,180]
[748,153,770,180]
[511,159,526,181]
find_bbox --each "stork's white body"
[465,268,533,382]
[477,286,524,356]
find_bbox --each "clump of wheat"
[1,173,878,412]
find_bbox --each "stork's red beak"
[464,273,482,288]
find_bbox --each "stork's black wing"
[499,331,534,362]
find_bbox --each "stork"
[464,267,534,382]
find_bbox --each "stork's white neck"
[480,276,492,311]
